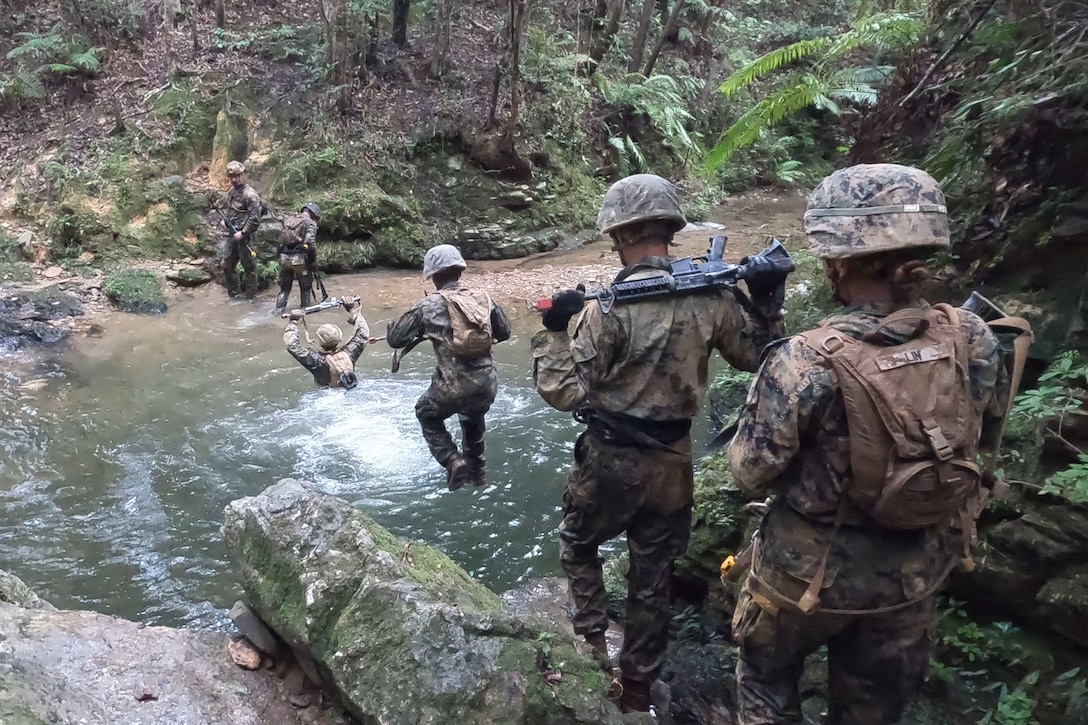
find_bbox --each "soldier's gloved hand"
[740,254,788,310]
[542,287,585,332]
[289,309,305,322]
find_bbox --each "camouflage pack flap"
[325,350,355,388]
[279,214,309,250]
[438,289,493,359]
[798,304,982,530]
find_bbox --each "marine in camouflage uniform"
[284,297,372,387]
[386,244,512,490]
[532,174,786,713]
[276,202,320,313]
[222,160,263,299]
[728,164,1010,725]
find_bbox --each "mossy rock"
[210,107,253,182]
[103,269,167,314]
[222,479,630,725]
[677,455,754,586]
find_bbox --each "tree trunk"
[643,0,685,76]
[505,0,531,144]
[367,11,379,66]
[393,0,409,46]
[429,0,454,77]
[215,0,225,28]
[628,0,656,72]
[487,62,503,128]
[586,0,627,74]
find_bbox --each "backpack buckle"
[922,417,954,461]
[819,333,846,354]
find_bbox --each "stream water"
[0,289,718,629]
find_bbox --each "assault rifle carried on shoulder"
[281,295,361,318]
[534,235,795,314]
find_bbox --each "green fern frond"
[707,77,821,169]
[717,37,835,99]
[45,63,77,75]
[69,48,103,71]
[828,84,880,105]
[7,30,64,60]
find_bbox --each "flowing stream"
[0,290,718,629]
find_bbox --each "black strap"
[574,405,690,455]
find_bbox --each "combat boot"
[445,456,469,491]
[618,678,652,714]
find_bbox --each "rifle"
[312,266,330,302]
[215,207,241,236]
[535,236,795,314]
[280,295,361,318]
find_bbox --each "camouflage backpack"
[279,214,310,271]
[437,289,493,359]
[799,304,982,530]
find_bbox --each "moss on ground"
[102,268,167,314]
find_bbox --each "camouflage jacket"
[225,184,262,237]
[386,281,512,384]
[728,301,1009,609]
[532,256,785,421]
[284,313,370,387]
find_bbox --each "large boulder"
[0,591,335,725]
[222,479,637,725]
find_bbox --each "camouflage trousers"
[275,267,313,312]
[414,372,497,475]
[560,432,694,687]
[733,583,936,725]
[223,236,257,298]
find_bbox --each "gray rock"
[229,600,280,655]
[222,479,635,725]
[0,601,342,725]
[166,268,213,288]
[161,175,186,188]
[0,569,54,610]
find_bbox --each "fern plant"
[706,11,924,169]
[1,27,104,105]
[599,73,703,164]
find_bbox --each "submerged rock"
[222,479,637,725]
[0,284,83,349]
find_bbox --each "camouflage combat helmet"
[422,244,467,280]
[315,323,343,351]
[226,161,245,175]
[803,163,950,259]
[597,174,687,238]
[301,202,321,220]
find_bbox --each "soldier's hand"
[289,309,305,321]
[740,254,788,308]
[233,231,243,241]
[542,286,585,332]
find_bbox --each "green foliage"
[707,11,923,168]
[102,268,167,314]
[266,146,347,201]
[150,81,219,162]
[782,248,837,331]
[1,27,104,105]
[212,25,316,62]
[1005,351,1088,503]
[980,673,1040,725]
[598,73,702,167]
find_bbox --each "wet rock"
[0,602,341,725]
[230,600,281,655]
[41,266,64,279]
[493,189,535,209]
[0,286,83,350]
[162,175,186,188]
[222,479,632,725]
[457,225,562,260]
[0,570,54,610]
[166,267,213,287]
[1036,566,1088,648]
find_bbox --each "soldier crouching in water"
[284,297,375,388]
[386,244,512,491]
[728,164,1011,725]
[532,174,786,713]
